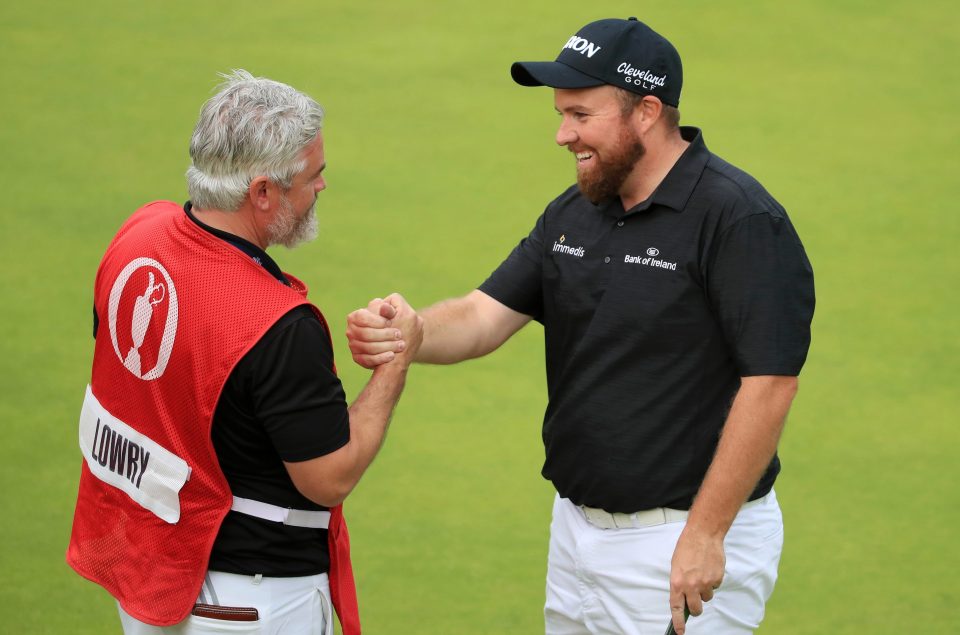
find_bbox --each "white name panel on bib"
[78,385,191,523]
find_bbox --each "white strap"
[231,496,330,529]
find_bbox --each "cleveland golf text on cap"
[511,17,683,106]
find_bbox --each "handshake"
[346,293,424,370]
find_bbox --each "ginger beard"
[575,121,645,204]
[268,194,318,248]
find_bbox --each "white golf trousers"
[118,571,332,635]
[545,490,783,635]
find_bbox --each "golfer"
[347,18,814,635]
[67,70,422,634]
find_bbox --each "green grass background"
[2,0,958,632]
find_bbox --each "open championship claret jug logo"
[107,258,179,380]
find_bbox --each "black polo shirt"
[479,127,814,513]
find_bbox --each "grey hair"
[186,69,324,211]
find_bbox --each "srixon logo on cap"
[563,35,602,58]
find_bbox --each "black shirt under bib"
[94,204,350,575]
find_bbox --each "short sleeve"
[478,212,547,320]
[247,306,351,461]
[707,212,815,376]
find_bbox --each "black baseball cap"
[511,17,683,107]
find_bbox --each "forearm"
[416,297,484,364]
[341,362,408,482]
[685,375,798,537]
[417,290,530,364]
[286,362,408,506]
[668,375,798,626]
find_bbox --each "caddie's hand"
[668,526,725,635]
[384,292,423,367]
[345,297,404,368]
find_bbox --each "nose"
[315,177,326,193]
[556,117,577,147]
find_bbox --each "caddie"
[67,69,422,634]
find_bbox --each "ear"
[633,96,664,135]
[248,176,273,212]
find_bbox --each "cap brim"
[511,61,606,89]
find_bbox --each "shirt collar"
[184,201,290,285]
[615,126,710,216]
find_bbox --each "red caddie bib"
[66,201,360,633]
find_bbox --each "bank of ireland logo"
[107,257,179,380]
[624,246,676,271]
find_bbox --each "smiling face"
[554,86,645,204]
